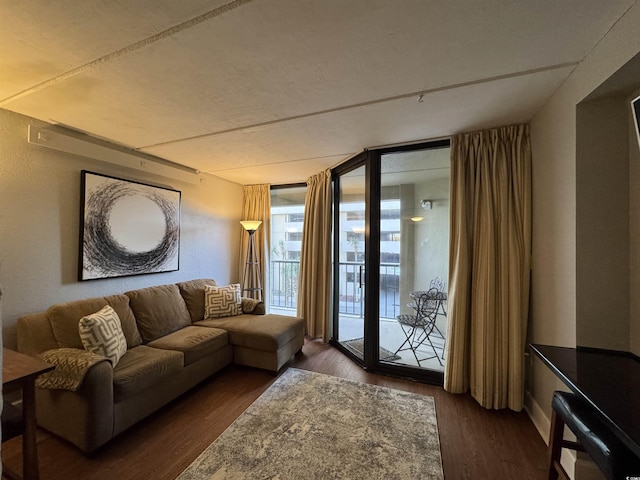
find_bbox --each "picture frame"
[79,171,181,281]
[632,93,640,151]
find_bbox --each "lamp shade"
[240,220,262,231]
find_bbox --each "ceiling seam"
[576,0,639,69]
[528,0,639,121]
[0,0,258,107]
[206,133,455,173]
[137,61,578,150]
[204,153,357,173]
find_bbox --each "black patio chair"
[429,276,448,318]
[394,287,445,366]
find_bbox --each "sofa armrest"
[36,357,114,453]
[241,297,265,315]
[36,348,111,391]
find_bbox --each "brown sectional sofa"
[16,279,305,453]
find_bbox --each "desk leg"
[22,380,39,480]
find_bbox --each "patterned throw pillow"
[204,284,243,319]
[78,305,127,366]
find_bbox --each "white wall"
[527,3,640,477]
[0,108,244,349]
[413,177,450,290]
[575,97,629,350]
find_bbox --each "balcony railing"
[269,260,300,310]
[269,260,400,319]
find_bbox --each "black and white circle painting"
[80,171,181,280]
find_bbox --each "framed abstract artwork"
[79,171,181,280]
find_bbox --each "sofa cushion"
[147,326,229,365]
[104,295,142,348]
[125,284,191,343]
[78,305,127,366]
[47,295,142,349]
[195,314,305,352]
[113,345,183,402]
[176,279,217,323]
[204,284,242,319]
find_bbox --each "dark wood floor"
[3,338,548,479]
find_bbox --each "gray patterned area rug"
[176,368,443,480]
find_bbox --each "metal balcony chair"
[394,288,445,366]
[429,276,448,318]
[430,276,445,292]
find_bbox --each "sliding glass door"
[334,159,367,359]
[332,142,450,384]
[377,148,450,376]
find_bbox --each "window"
[346,251,365,262]
[380,252,399,263]
[286,231,303,241]
[270,185,307,315]
[346,211,365,221]
[380,209,400,220]
[346,231,364,242]
[287,251,301,261]
[380,231,401,241]
[286,213,304,223]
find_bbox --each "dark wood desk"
[3,347,54,480]
[530,343,640,458]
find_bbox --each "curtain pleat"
[297,169,332,341]
[444,124,531,411]
[239,184,271,302]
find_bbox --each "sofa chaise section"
[178,279,305,372]
[196,314,304,372]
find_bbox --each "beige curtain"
[444,124,532,411]
[239,184,271,302]
[297,169,332,340]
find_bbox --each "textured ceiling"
[1,0,636,185]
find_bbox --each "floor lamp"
[240,220,263,300]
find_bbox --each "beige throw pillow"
[78,305,127,366]
[204,284,242,319]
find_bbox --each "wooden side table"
[3,348,54,480]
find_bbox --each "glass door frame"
[331,150,372,366]
[330,140,450,385]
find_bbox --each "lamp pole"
[240,221,263,300]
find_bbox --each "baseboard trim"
[524,390,550,445]
[525,390,576,479]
